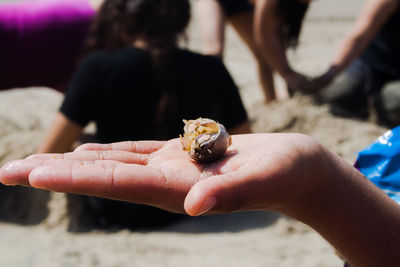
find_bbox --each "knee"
[318,71,360,104]
[380,81,400,111]
[318,61,367,104]
[376,81,400,126]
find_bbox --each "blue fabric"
[356,126,400,203]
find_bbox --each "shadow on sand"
[66,194,280,234]
[0,187,280,234]
[0,185,50,225]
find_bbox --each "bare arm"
[36,112,83,153]
[317,0,399,86]
[253,0,310,90]
[285,148,400,266]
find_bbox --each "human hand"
[0,134,330,217]
[3,135,399,266]
[282,70,313,93]
[308,66,339,92]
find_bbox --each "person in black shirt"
[57,48,249,144]
[37,0,250,228]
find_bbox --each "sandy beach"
[0,0,390,266]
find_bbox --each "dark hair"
[277,0,309,48]
[85,0,191,64]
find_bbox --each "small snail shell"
[181,118,232,163]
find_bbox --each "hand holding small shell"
[181,118,231,163]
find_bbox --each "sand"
[0,0,390,266]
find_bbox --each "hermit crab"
[180,118,231,163]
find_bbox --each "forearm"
[318,32,369,83]
[37,112,83,153]
[329,0,399,76]
[289,149,400,266]
[329,32,371,75]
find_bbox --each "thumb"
[184,172,243,216]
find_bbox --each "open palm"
[0,134,325,216]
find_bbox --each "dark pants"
[319,59,400,126]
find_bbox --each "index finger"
[75,140,167,153]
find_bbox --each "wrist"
[279,145,339,219]
[267,137,337,219]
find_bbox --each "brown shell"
[181,118,231,163]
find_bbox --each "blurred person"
[310,0,400,127]
[195,0,311,102]
[36,0,251,228]
[0,0,102,92]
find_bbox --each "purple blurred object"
[0,0,96,92]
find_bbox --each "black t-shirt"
[60,48,248,143]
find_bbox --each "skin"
[198,0,399,93]
[89,0,104,10]
[229,12,280,101]
[310,0,399,90]
[195,0,289,102]
[196,0,317,99]
[36,113,83,153]
[195,0,226,56]
[1,133,400,266]
[253,0,311,92]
